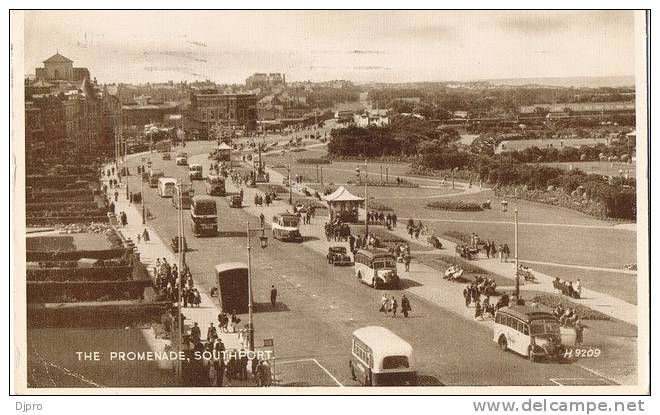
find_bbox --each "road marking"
[275,358,344,387]
[549,377,612,386]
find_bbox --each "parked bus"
[349,326,417,386]
[190,195,217,236]
[354,249,399,289]
[157,177,177,198]
[149,169,165,188]
[493,305,565,362]
[214,263,249,314]
[189,163,203,180]
[172,183,194,209]
[206,174,226,196]
[271,213,303,242]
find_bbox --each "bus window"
[523,324,529,335]
[383,356,409,370]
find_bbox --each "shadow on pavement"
[399,279,423,289]
[254,302,291,313]
[417,375,444,386]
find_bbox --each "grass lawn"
[529,263,637,305]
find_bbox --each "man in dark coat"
[190,322,201,344]
[401,295,411,318]
[270,285,278,308]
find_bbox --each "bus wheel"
[349,361,357,381]
[498,335,508,351]
[528,347,538,362]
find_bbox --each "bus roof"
[353,326,413,356]
[497,305,555,322]
[192,195,215,203]
[215,262,248,274]
[356,248,393,258]
[275,213,299,219]
[190,163,202,168]
[158,177,177,184]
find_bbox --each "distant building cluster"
[189,87,258,132]
[245,72,286,91]
[519,102,636,115]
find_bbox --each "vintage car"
[229,194,242,208]
[327,246,352,266]
[170,236,188,253]
[162,153,171,160]
[176,152,188,166]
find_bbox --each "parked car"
[327,246,352,266]
[229,194,242,208]
[171,236,188,253]
[162,153,171,160]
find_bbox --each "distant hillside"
[482,76,635,88]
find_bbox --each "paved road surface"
[121,144,615,387]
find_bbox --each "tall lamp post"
[246,221,268,352]
[287,158,293,206]
[175,183,185,383]
[356,161,368,235]
[500,195,520,300]
[124,138,129,200]
[140,157,150,224]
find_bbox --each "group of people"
[388,242,411,263]
[443,265,465,281]
[553,277,582,299]
[253,193,272,207]
[379,294,412,318]
[464,287,510,320]
[153,258,196,305]
[324,220,352,242]
[552,304,581,328]
[406,218,427,240]
[367,211,397,229]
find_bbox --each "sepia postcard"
[10,9,650,395]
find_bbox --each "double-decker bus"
[205,174,226,196]
[271,213,303,242]
[190,196,217,236]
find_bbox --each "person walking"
[404,252,411,272]
[207,323,218,343]
[390,296,398,318]
[503,244,510,263]
[142,228,150,242]
[270,285,278,308]
[401,295,411,318]
[380,293,388,314]
[114,190,119,202]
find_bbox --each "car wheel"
[498,335,508,351]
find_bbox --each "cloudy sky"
[21,10,637,84]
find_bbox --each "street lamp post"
[124,139,129,200]
[287,161,293,206]
[501,196,520,300]
[246,222,268,352]
[175,183,184,383]
[140,157,150,225]
[356,161,368,235]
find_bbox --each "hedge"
[26,248,131,262]
[26,265,134,282]
[26,216,110,226]
[27,302,168,328]
[296,158,332,164]
[27,280,152,303]
[426,200,483,212]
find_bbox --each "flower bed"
[27,280,151,303]
[426,200,483,211]
[296,158,332,164]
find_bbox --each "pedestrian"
[401,295,411,318]
[137,233,141,243]
[392,214,397,228]
[463,285,471,308]
[349,234,355,254]
[498,244,504,262]
[121,212,127,227]
[380,293,388,313]
[475,300,482,320]
[114,190,119,202]
[270,285,278,308]
[390,296,398,318]
[142,228,150,242]
[503,244,510,263]
[207,323,218,343]
[404,252,411,272]
[190,322,201,343]
[260,213,265,228]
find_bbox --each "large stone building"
[189,88,257,131]
[25,53,119,162]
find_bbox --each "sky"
[20,10,637,85]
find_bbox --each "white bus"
[354,249,399,289]
[271,213,303,242]
[349,326,417,386]
[157,177,177,198]
[493,305,565,362]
